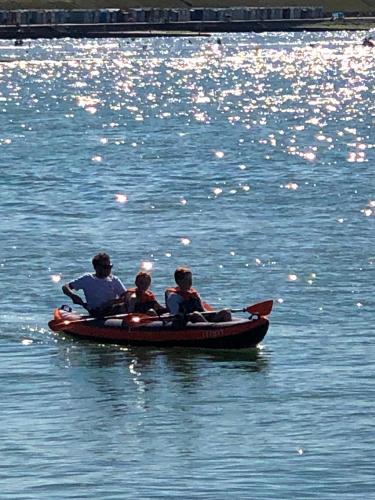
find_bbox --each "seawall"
[3,17,375,39]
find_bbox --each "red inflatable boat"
[48,300,273,349]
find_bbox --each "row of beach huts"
[0,7,324,26]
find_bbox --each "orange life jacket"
[165,287,203,314]
[128,288,157,313]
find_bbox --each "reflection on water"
[53,333,270,374]
[45,333,272,445]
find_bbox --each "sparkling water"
[0,31,374,498]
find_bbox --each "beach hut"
[132,9,146,22]
[190,9,204,21]
[177,9,190,22]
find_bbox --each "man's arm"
[62,283,88,310]
[101,291,128,309]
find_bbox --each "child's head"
[174,267,192,290]
[135,271,152,292]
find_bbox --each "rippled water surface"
[0,32,374,498]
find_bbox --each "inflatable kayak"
[48,301,272,349]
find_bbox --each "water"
[0,31,374,498]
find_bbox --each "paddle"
[53,312,151,327]
[118,300,273,324]
[202,300,273,316]
[231,300,273,317]
[126,300,274,325]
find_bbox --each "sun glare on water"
[115,194,128,203]
[141,261,153,271]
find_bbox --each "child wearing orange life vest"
[126,272,165,315]
[165,267,231,323]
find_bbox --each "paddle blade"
[245,300,273,316]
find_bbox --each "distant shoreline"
[2,17,375,40]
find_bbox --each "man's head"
[174,267,193,291]
[135,271,151,292]
[92,252,112,278]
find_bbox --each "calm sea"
[0,31,374,498]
